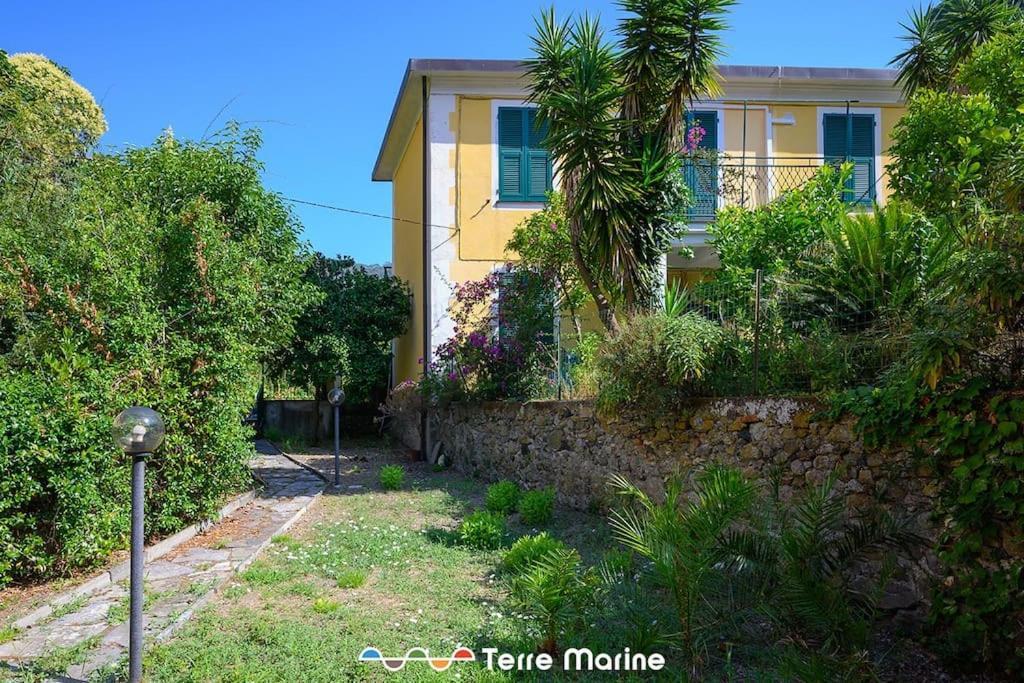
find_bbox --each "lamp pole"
[113,407,165,683]
[327,377,345,487]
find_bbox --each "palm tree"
[526,1,734,331]
[892,0,1019,96]
[892,5,950,96]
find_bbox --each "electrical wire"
[282,196,458,232]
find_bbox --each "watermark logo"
[358,646,476,672]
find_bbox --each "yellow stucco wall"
[387,96,906,378]
[452,97,538,270]
[392,116,423,384]
[767,103,905,202]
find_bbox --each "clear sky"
[3,1,916,264]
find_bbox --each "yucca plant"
[527,0,735,327]
[608,466,758,670]
[663,279,691,317]
[892,0,1020,95]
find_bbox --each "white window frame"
[490,99,558,210]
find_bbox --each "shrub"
[510,548,601,654]
[0,129,313,587]
[502,533,568,575]
[485,481,520,515]
[565,331,604,398]
[518,488,556,526]
[457,511,506,550]
[595,312,727,413]
[419,270,553,404]
[379,465,405,491]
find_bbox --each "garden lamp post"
[327,379,345,487]
[112,406,165,683]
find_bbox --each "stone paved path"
[0,441,324,681]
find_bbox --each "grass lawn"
[143,441,945,682]
[145,447,691,682]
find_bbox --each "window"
[496,270,555,347]
[682,110,719,220]
[822,113,876,205]
[498,107,552,203]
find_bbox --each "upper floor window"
[822,113,876,206]
[498,107,552,203]
[682,110,719,221]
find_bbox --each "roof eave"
[372,59,900,181]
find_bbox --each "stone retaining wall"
[434,397,940,615]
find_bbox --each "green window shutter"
[823,113,876,205]
[684,110,719,220]
[525,109,552,201]
[498,107,552,202]
[498,108,525,201]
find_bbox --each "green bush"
[457,511,506,550]
[501,532,568,575]
[707,163,850,301]
[595,312,727,413]
[0,128,312,587]
[510,548,601,654]
[379,465,405,491]
[518,488,556,526]
[485,481,520,515]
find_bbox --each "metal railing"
[685,155,877,221]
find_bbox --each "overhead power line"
[282,196,457,232]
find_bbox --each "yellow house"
[372,59,905,385]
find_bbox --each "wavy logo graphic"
[358,646,476,672]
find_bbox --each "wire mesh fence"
[548,269,911,400]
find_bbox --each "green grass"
[0,625,18,645]
[271,534,302,551]
[145,459,862,682]
[47,594,87,622]
[106,584,175,625]
[334,569,368,589]
[146,481,520,682]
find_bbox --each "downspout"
[420,75,432,460]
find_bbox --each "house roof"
[372,58,900,182]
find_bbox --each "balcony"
[683,155,877,223]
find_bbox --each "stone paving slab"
[0,441,324,680]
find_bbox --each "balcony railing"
[683,155,876,222]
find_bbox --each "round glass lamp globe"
[327,387,345,406]
[113,407,165,454]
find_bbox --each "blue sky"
[3,1,916,264]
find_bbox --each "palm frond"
[891,4,950,96]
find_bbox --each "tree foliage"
[505,191,587,341]
[272,254,411,403]
[0,52,106,181]
[0,127,313,586]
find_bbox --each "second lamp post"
[327,381,345,486]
